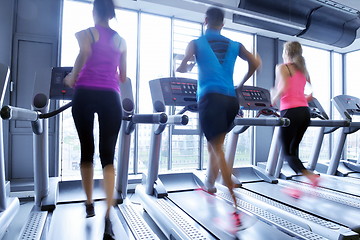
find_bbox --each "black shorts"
[198,93,239,142]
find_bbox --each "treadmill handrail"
[309,119,350,127]
[130,112,168,124]
[166,115,189,125]
[1,104,72,122]
[233,117,290,127]
[349,121,360,128]
[1,105,39,121]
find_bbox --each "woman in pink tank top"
[64,0,126,238]
[271,41,319,198]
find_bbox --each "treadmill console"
[238,86,272,111]
[50,67,74,100]
[149,77,197,107]
[308,98,329,120]
[333,95,360,120]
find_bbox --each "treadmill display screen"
[241,89,267,102]
[170,82,197,96]
[151,77,198,107]
[50,67,74,100]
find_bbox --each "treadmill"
[136,77,332,240]
[317,94,360,179]
[226,86,360,236]
[219,86,359,240]
[1,67,162,239]
[268,96,360,198]
[0,63,20,239]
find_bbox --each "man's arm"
[176,40,196,73]
[236,45,261,90]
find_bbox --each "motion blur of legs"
[280,107,320,190]
[208,134,237,208]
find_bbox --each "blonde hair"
[283,41,308,76]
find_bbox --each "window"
[345,51,360,161]
[331,52,344,155]
[300,46,331,161]
[172,19,202,171]
[137,13,172,172]
[332,52,343,119]
[222,29,254,167]
[60,1,138,179]
[111,9,138,173]
[60,1,96,180]
[60,1,257,179]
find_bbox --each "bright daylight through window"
[60,0,346,180]
[60,0,255,179]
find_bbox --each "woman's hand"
[64,73,76,88]
[305,93,314,102]
[270,87,278,107]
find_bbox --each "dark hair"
[93,0,115,21]
[206,7,224,28]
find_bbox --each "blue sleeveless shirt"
[195,29,241,100]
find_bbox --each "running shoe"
[85,202,95,218]
[202,185,217,195]
[309,174,320,187]
[281,187,303,199]
[213,211,253,235]
[103,216,115,240]
[203,178,217,194]
[232,211,242,228]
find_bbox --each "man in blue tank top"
[177,7,261,227]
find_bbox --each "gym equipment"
[320,95,360,178]
[136,78,332,240]
[240,91,360,236]
[0,63,20,239]
[223,86,358,239]
[1,67,163,240]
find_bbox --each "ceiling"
[118,0,360,52]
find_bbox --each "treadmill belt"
[169,190,298,240]
[242,181,360,233]
[47,201,128,240]
[349,172,360,179]
[292,175,360,197]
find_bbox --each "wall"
[0,0,15,180]
[5,0,61,183]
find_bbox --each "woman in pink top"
[271,41,319,196]
[64,0,126,238]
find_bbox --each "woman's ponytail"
[284,41,308,76]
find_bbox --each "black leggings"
[280,107,310,173]
[72,88,122,168]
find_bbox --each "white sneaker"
[204,178,217,194]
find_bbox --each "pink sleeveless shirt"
[280,66,308,111]
[75,25,121,92]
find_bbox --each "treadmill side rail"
[18,210,47,240]
[118,202,160,240]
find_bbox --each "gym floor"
[2,199,33,240]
